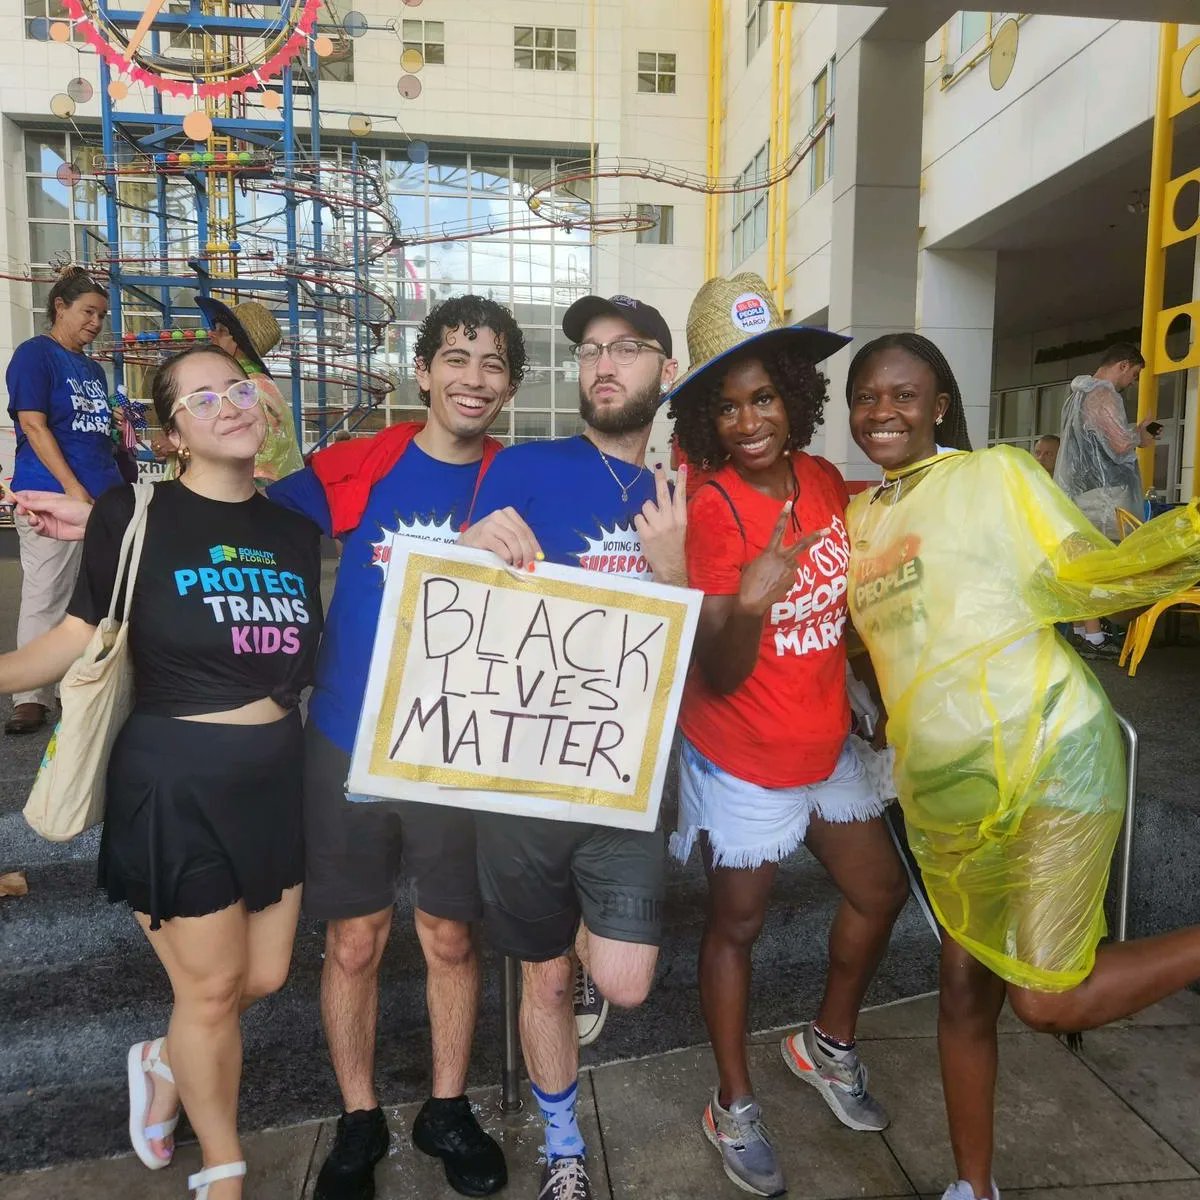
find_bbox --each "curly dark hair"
[844,332,972,451]
[668,345,828,468]
[413,295,526,406]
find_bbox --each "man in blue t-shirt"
[268,296,522,1200]
[461,294,687,1200]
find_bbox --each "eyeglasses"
[570,338,665,367]
[170,380,260,420]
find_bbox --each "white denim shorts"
[669,735,893,870]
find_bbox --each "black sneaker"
[1071,631,1123,661]
[573,961,608,1047]
[412,1096,507,1197]
[538,1154,592,1200]
[315,1107,390,1200]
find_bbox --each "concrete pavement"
[5,989,1200,1198]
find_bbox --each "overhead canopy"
[791,1,1199,41]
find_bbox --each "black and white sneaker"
[315,1107,390,1200]
[573,961,608,1047]
[538,1154,592,1200]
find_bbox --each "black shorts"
[301,721,482,923]
[474,811,664,963]
[100,709,305,930]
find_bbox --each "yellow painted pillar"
[704,0,724,280]
[1136,23,1177,487]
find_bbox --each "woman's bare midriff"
[176,697,291,725]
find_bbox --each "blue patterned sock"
[530,1079,586,1161]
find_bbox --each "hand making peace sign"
[736,501,828,619]
[633,463,689,587]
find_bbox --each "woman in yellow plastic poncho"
[844,333,1200,1200]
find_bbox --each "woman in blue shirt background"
[4,266,121,734]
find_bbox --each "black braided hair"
[844,332,972,451]
[668,344,828,469]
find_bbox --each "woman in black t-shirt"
[0,346,322,1200]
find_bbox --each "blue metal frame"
[95,0,381,448]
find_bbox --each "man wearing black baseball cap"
[560,293,673,359]
[458,293,685,1200]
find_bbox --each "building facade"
[1,3,1197,497]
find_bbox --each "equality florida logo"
[209,544,277,567]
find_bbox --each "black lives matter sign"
[349,546,699,831]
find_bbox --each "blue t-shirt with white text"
[7,335,121,498]
[267,444,486,751]
[470,436,657,577]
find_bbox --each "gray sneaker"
[781,1023,889,1131]
[701,1091,786,1197]
[538,1154,592,1200]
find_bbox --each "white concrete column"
[820,14,925,482]
[916,249,998,451]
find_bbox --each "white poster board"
[348,540,701,831]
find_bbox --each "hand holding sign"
[736,502,829,619]
[459,505,543,569]
[633,463,688,587]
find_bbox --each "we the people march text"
[349,542,700,831]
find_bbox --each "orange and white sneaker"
[781,1022,889,1131]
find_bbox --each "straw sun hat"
[666,272,850,407]
[194,295,282,378]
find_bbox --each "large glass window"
[731,145,769,267]
[745,0,768,64]
[322,145,591,447]
[810,59,836,193]
[514,27,576,72]
[24,0,82,42]
[25,130,102,271]
[403,19,445,64]
[636,205,674,245]
[959,11,990,54]
[317,1,353,81]
[637,52,676,94]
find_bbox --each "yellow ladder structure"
[1137,24,1200,495]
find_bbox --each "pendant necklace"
[588,438,646,502]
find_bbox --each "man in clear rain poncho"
[1053,341,1158,540]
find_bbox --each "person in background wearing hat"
[459,293,685,1200]
[666,275,907,1198]
[5,266,121,735]
[151,297,304,485]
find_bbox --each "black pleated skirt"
[99,709,304,930]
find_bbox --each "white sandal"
[188,1161,247,1199]
[126,1038,179,1170]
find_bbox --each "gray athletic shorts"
[302,722,482,923]
[474,811,665,963]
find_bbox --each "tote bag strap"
[106,483,155,625]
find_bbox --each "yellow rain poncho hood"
[848,445,1200,991]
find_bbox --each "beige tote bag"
[24,484,154,842]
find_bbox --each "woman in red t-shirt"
[666,275,908,1198]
